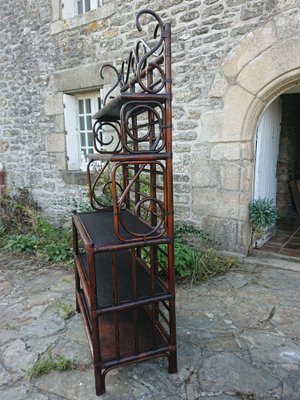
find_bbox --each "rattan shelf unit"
[72,9,177,396]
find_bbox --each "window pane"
[86,115,92,130]
[80,132,86,147]
[97,97,101,110]
[79,117,85,131]
[77,0,83,14]
[88,148,94,154]
[78,99,84,114]
[85,98,91,114]
[85,0,91,12]
[87,132,93,147]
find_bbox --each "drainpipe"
[0,163,6,196]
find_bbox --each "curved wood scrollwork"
[93,120,122,154]
[100,64,123,106]
[120,101,165,153]
[111,161,166,241]
[87,159,123,210]
[134,9,166,93]
[101,9,167,96]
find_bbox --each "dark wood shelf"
[93,93,169,122]
[77,291,169,367]
[76,250,171,311]
[98,307,169,366]
[87,152,171,162]
[73,209,168,252]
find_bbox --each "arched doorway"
[253,91,300,256]
[216,18,300,254]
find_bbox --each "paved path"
[0,252,300,400]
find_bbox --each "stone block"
[188,109,201,119]
[222,20,277,79]
[274,8,300,39]
[51,0,60,21]
[237,38,300,96]
[174,204,190,219]
[44,94,63,116]
[200,216,250,253]
[241,2,264,20]
[209,73,228,98]
[203,4,224,18]
[0,141,9,153]
[192,159,218,188]
[240,163,254,193]
[219,164,240,191]
[192,187,240,219]
[56,153,67,171]
[50,3,115,35]
[201,111,224,142]
[52,63,110,93]
[179,11,200,23]
[277,0,298,11]
[210,143,241,161]
[173,154,191,174]
[173,142,191,153]
[223,86,254,139]
[46,133,65,153]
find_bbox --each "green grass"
[56,301,76,320]
[25,353,75,379]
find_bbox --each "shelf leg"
[75,292,81,314]
[95,368,106,396]
[168,350,178,374]
[74,271,81,314]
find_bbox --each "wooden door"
[254,97,282,205]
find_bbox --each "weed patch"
[25,352,75,379]
[0,190,73,265]
[56,301,76,320]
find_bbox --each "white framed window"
[63,92,102,170]
[62,0,102,19]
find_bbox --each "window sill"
[61,170,88,185]
[51,3,115,35]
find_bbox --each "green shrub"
[5,234,38,253]
[249,198,278,238]
[174,224,238,283]
[173,241,195,278]
[34,218,73,263]
[143,223,238,283]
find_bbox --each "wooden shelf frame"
[72,8,177,396]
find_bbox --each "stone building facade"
[1,0,300,254]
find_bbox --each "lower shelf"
[77,250,170,310]
[99,307,169,364]
[77,290,169,368]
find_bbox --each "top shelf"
[73,209,169,252]
[93,92,170,122]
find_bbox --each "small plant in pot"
[249,198,279,248]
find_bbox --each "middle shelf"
[76,249,171,312]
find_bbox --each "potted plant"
[249,198,279,248]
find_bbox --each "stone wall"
[1,0,300,252]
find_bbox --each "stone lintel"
[50,3,116,35]
[52,63,112,94]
